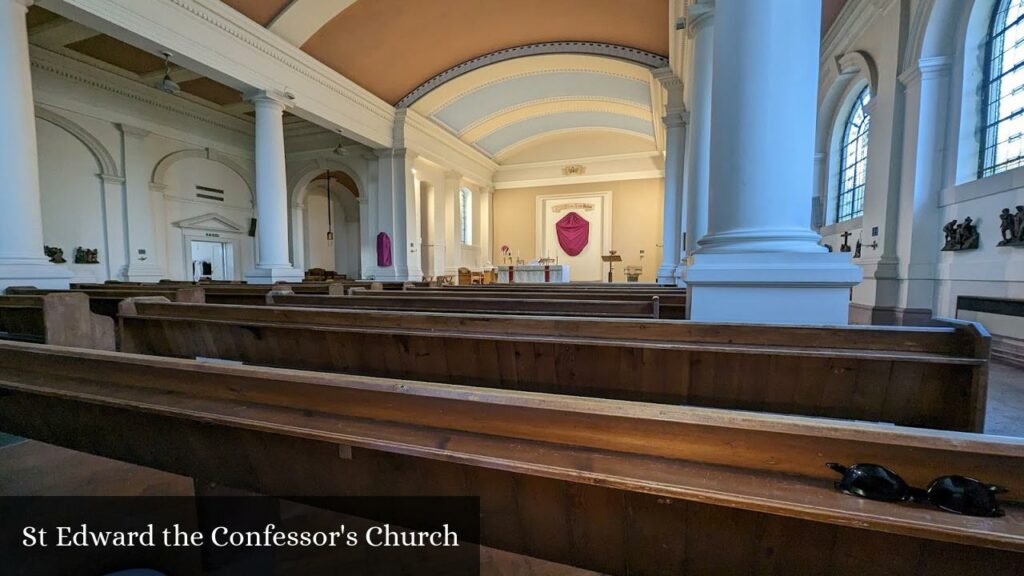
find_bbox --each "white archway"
[289,159,364,278]
[151,148,255,199]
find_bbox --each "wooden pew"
[0,293,114,350]
[0,341,1019,574]
[362,287,687,319]
[6,286,204,318]
[270,293,662,318]
[117,301,990,431]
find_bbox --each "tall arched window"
[459,187,472,245]
[837,87,871,222]
[981,0,1024,177]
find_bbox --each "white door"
[538,193,609,282]
[190,240,234,280]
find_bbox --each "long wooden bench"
[0,293,114,350]
[270,293,662,318]
[6,286,204,318]
[370,287,686,318]
[117,301,990,431]
[0,341,1019,574]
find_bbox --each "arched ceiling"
[219,0,670,105]
[409,53,660,162]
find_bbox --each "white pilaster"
[479,186,493,267]
[682,0,860,325]
[118,124,164,281]
[0,0,71,289]
[370,148,420,281]
[442,171,461,275]
[654,68,687,285]
[245,91,302,283]
[681,0,714,285]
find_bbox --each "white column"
[682,0,860,325]
[682,0,714,265]
[245,91,302,283]
[0,0,71,289]
[655,68,687,285]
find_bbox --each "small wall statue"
[941,217,979,251]
[998,206,1024,247]
[74,247,100,264]
[44,246,65,264]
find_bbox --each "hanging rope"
[326,170,334,245]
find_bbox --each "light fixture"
[325,170,334,246]
[155,52,181,95]
[332,143,347,156]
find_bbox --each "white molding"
[499,150,663,170]
[172,212,246,232]
[267,0,358,46]
[821,0,892,64]
[44,0,395,147]
[400,109,498,187]
[397,42,668,108]
[30,45,253,137]
[494,170,664,190]
[34,104,122,177]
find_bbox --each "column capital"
[686,0,714,38]
[117,124,150,139]
[244,89,294,110]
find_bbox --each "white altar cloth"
[496,265,569,283]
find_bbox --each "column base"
[0,258,73,290]
[245,265,304,284]
[682,252,862,325]
[656,264,678,285]
[123,263,165,283]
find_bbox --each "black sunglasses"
[826,463,1007,517]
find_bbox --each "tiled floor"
[984,361,1024,437]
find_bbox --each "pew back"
[118,301,989,431]
[0,293,114,349]
[269,294,661,318]
[0,341,1019,573]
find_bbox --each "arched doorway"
[298,170,361,279]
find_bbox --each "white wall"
[817,0,1023,323]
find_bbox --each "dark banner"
[1,496,479,576]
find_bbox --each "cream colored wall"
[492,178,664,282]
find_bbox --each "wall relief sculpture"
[998,206,1024,247]
[44,246,65,264]
[74,247,100,264]
[941,217,979,251]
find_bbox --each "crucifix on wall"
[839,231,853,253]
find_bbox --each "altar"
[497,264,569,283]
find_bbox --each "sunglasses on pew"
[825,462,1007,517]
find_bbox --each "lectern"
[601,251,622,283]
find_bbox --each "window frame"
[979,0,1024,177]
[459,187,473,245]
[836,86,871,223]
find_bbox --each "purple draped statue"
[376,232,392,267]
[555,211,590,257]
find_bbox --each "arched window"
[837,87,871,222]
[980,0,1024,177]
[459,187,473,244]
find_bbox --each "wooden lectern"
[602,251,622,283]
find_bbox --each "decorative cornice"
[244,89,294,110]
[397,42,668,108]
[29,45,253,137]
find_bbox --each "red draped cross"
[555,211,590,256]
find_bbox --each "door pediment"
[173,213,245,233]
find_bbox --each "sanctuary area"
[0,0,1022,574]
